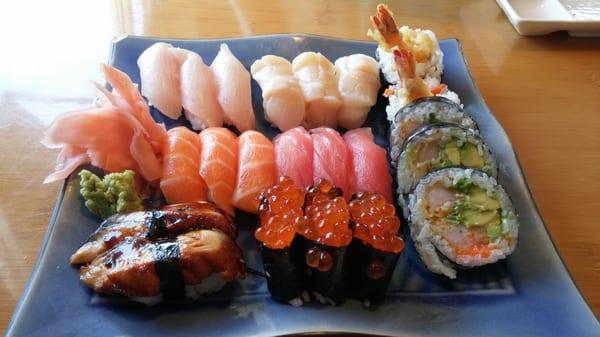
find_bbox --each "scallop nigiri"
[232,131,276,213]
[211,44,255,132]
[292,52,342,129]
[199,127,238,216]
[179,50,224,130]
[310,127,354,199]
[160,127,208,204]
[334,54,381,129]
[343,128,393,203]
[137,42,183,119]
[251,55,305,131]
[273,126,313,189]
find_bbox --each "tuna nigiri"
[179,50,224,130]
[292,52,342,129]
[251,55,305,131]
[160,127,208,204]
[334,54,381,129]
[310,127,354,199]
[273,127,313,189]
[211,44,256,132]
[137,42,183,119]
[199,127,238,216]
[343,128,393,203]
[232,131,276,213]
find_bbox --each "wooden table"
[1,0,599,330]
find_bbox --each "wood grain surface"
[0,0,599,330]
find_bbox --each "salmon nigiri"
[343,128,393,203]
[311,127,354,199]
[210,44,256,132]
[199,127,238,216]
[232,131,276,213]
[273,126,313,189]
[160,127,208,204]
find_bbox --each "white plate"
[496,0,600,36]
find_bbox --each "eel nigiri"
[310,127,354,199]
[210,44,256,132]
[137,42,183,119]
[334,54,381,129]
[251,55,305,131]
[179,50,224,130]
[70,202,236,265]
[80,229,245,304]
[273,126,313,190]
[232,131,276,213]
[292,52,342,129]
[343,128,393,203]
[160,127,208,204]
[199,127,238,216]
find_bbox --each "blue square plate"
[6,34,600,337]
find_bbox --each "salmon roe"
[255,176,307,249]
[348,192,405,253]
[298,179,352,247]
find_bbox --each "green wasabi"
[78,169,144,219]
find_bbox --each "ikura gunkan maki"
[297,179,353,305]
[255,176,308,306]
[408,168,518,279]
[348,192,404,306]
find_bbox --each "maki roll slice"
[408,168,518,279]
[348,192,404,306]
[297,179,353,305]
[389,96,478,166]
[255,177,308,306]
[396,123,497,215]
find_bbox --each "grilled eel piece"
[80,229,245,304]
[71,202,235,264]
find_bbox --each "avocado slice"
[486,222,503,241]
[460,143,485,168]
[462,209,499,227]
[443,141,461,165]
[469,187,501,210]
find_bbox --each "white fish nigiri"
[210,44,256,132]
[251,55,305,131]
[334,54,381,129]
[292,52,342,129]
[178,50,224,130]
[137,42,183,119]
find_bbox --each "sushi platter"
[6,4,600,337]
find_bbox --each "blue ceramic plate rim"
[5,34,600,337]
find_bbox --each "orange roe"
[298,179,352,247]
[255,176,307,249]
[349,192,405,253]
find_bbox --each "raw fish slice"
[310,127,354,199]
[251,55,305,131]
[97,64,167,152]
[273,127,313,189]
[199,127,238,216]
[232,131,276,213]
[137,42,183,119]
[334,54,381,129]
[42,106,160,182]
[343,128,393,203]
[178,50,224,130]
[210,44,256,132]
[160,127,208,204]
[292,52,342,128]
